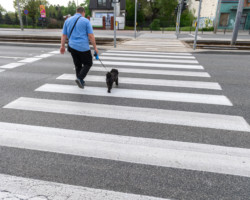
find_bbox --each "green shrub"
[150,19,160,31]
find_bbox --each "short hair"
[76,7,85,13]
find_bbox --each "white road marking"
[100,56,199,64]
[189,34,201,39]
[0,69,5,73]
[0,63,26,69]
[18,57,42,63]
[35,54,54,58]
[107,50,192,56]
[93,61,203,70]
[49,50,60,54]
[57,74,222,90]
[0,173,168,200]
[0,56,26,59]
[101,53,195,59]
[0,122,250,177]
[36,84,232,106]
[91,66,210,77]
[122,44,185,47]
[4,97,250,132]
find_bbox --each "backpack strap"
[69,16,81,39]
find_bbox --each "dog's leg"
[115,77,119,86]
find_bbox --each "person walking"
[60,6,98,89]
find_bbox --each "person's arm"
[60,34,67,54]
[88,33,98,54]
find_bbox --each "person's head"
[76,7,85,17]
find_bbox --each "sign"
[24,10,28,15]
[40,5,46,18]
[90,18,103,28]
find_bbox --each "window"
[219,13,229,27]
[98,0,106,7]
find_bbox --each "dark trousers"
[70,48,93,80]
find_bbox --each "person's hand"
[94,48,98,55]
[60,46,65,54]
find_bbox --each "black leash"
[98,58,109,72]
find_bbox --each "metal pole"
[16,0,24,31]
[213,0,222,34]
[26,15,28,27]
[134,0,137,38]
[114,2,117,48]
[231,0,245,45]
[176,0,183,39]
[193,0,202,50]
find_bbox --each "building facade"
[89,0,126,29]
[89,0,126,18]
[218,0,250,30]
[188,0,218,28]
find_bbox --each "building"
[89,0,126,17]
[218,0,250,30]
[89,0,126,29]
[188,0,218,28]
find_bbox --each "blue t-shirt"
[62,13,93,52]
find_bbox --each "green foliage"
[67,1,77,16]
[0,12,3,24]
[4,13,12,24]
[0,4,6,12]
[126,0,144,25]
[80,0,91,17]
[150,19,160,30]
[180,9,195,27]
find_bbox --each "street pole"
[16,0,24,31]
[114,2,117,48]
[231,0,245,45]
[134,0,137,38]
[176,0,183,39]
[193,0,202,50]
[26,15,28,27]
[213,0,222,34]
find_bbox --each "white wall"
[189,0,218,19]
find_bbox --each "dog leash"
[94,52,109,72]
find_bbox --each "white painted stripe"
[0,122,250,177]
[0,56,26,59]
[36,84,232,106]
[0,63,26,69]
[93,61,203,70]
[122,44,185,47]
[0,69,5,73]
[107,50,192,56]
[91,66,210,77]
[4,97,250,132]
[18,57,42,63]
[49,50,60,54]
[0,173,168,200]
[102,53,195,59]
[57,74,222,90]
[100,56,199,64]
[35,54,54,58]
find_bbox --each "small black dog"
[106,69,119,93]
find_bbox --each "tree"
[80,0,91,17]
[0,4,6,13]
[67,1,77,16]
[4,13,13,24]
[0,12,3,24]
[14,12,19,25]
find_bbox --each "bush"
[150,19,160,31]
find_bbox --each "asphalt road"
[0,45,250,200]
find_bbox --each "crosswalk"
[1,49,250,199]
